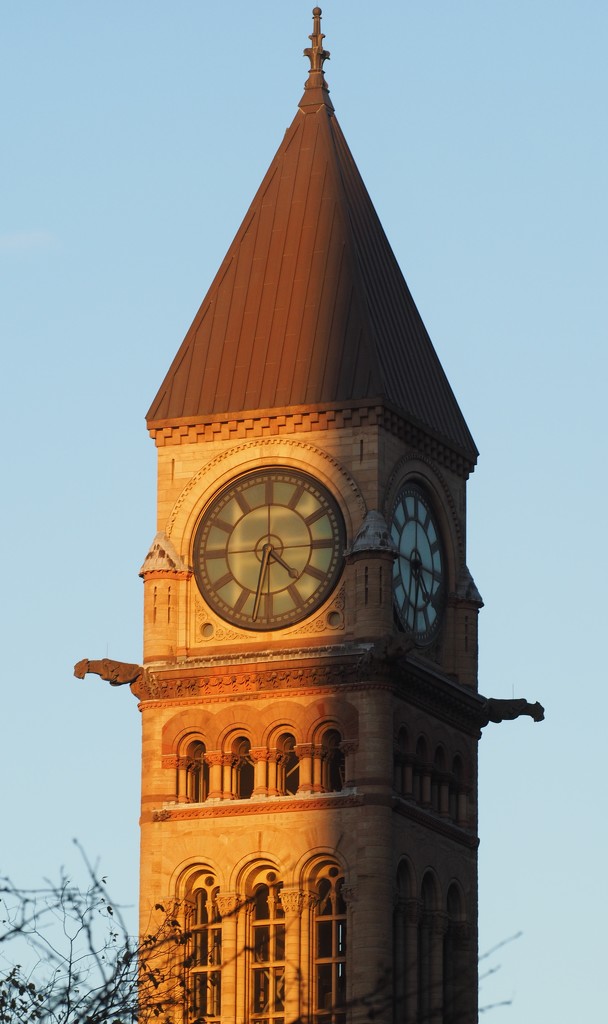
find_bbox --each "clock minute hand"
[418,570,431,602]
[269,549,299,578]
[252,543,273,622]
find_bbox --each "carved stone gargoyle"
[74,658,144,688]
[480,697,545,727]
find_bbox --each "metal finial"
[304,7,330,73]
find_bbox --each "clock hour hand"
[269,549,298,578]
[252,543,273,622]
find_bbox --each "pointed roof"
[147,8,477,467]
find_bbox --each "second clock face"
[193,469,345,630]
[390,485,445,643]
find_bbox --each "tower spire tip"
[304,6,330,74]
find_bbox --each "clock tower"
[85,9,542,1024]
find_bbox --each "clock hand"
[252,543,273,622]
[412,575,420,630]
[269,549,299,578]
[410,550,422,630]
[418,570,431,602]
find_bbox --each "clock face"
[193,469,345,630]
[390,485,445,643]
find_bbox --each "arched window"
[414,736,429,805]
[250,880,285,1024]
[276,732,299,795]
[313,870,346,1023]
[450,756,463,821]
[444,884,466,1024]
[394,861,416,1024]
[187,882,222,1023]
[432,746,446,813]
[232,736,254,799]
[176,737,209,803]
[418,873,437,1023]
[321,730,344,793]
[395,727,409,796]
[185,740,208,803]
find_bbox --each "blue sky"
[2,2,606,1020]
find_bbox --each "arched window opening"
[430,777,439,810]
[188,884,222,1023]
[314,872,346,1023]
[432,747,446,814]
[447,885,462,920]
[418,874,437,1024]
[321,730,344,793]
[444,885,466,1024]
[250,881,285,1024]
[232,736,254,799]
[395,728,412,797]
[413,737,428,805]
[450,756,463,821]
[185,740,208,803]
[277,733,299,796]
[394,860,416,1024]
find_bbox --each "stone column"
[226,754,241,799]
[176,755,187,802]
[341,884,358,1019]
[311,744,326,793]
[215,893,240,1024]
[251,748,269,797]
[280,888,304,1022]
[295,743,314,792]
[300,890,316,1014]
[341,740,357,788]
[235,897,249,1024]
[420,762,432,807]
[267,753,280,796]
[206,752,223,800]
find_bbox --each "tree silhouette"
[1,848,517,1023]
[0,846,185,1023]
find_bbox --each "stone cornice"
[135,645,486,737]
[395,655,486,738]
[148,792,363,822]
[148,400,475,479]
[143,641,371,675]
[136,645,369,702]
[392,796,479,849]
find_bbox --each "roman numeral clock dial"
[390,486,445,644]
[193,470,345,630]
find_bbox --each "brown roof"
[147,25,477,466]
